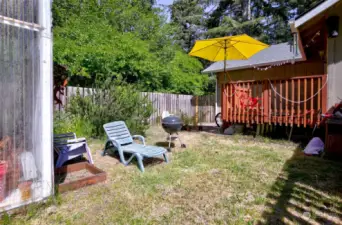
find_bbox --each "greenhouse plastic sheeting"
[0,0,53,211]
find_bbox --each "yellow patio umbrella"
[189,34,268,125]
[189,34,269,73]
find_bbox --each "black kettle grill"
[161,115,186,150]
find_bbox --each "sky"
[156,0,174,6]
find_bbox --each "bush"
[54,112,94,138]
[66,80,153,137]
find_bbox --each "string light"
[251,30,321,71]
[305,31,321,48]
[253,59,295,71]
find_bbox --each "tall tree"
[171,0,322,48]
[52,0,211,95]
[170,0,207,52]
[206,0,265,39]
[261,0,321,44]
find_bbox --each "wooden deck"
[221,75,327,127]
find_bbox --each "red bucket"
[0,161,8,202]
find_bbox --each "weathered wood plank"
[311,78,314,126]
[297,79,300,127]
[273,80,277,124]
[230,84,234,123]
[279,81,283,125]
[322,75,327,113]
[291,79,295,127]
[257,81,260,124]
[285,80,289,126]
[304,78,307,128]
[318,78,321,115]
[263,80,268,123]
[247,82,250,124]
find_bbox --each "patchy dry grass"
[3,127,342,225]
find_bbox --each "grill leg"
[176,132,186,148]
[168,133,172,151]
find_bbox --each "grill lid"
[162,116,182,125]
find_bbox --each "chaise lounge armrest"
[132,135,146,146]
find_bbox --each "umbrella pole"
[224,56,227,80]
[224,40,227,80]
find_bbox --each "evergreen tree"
[171,0,321,46]
[170,0,209,52]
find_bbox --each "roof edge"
[202,58,305,74]
[294,0,340,28]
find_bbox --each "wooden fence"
[55,86,216,124]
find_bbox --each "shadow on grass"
[155,141,175,148]
[104,150,165,169]
[182,125,220,134]
[259,147,342,224]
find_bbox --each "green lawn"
[4,127,342,225]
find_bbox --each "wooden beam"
[273,80,277,124]
[297,79,301,127]
[225,84,228,122]
[318,78,321,113]
[263,81,269,123]
[310,78,314,126]
[322,75,327,113]
[297,33,307,61]
[247,82,250,124]
[251,82,255,124]
[222,85,225,121]
[291,79,295,127]
[237,83,241,123]
[280,81,283,125]
[269,81,272,125]
[304,78,307,128]
[257,81,260,124]
[286,80,289,126]
[230,84,233,123]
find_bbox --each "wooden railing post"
[263,81,269,123]
[310,78,314,126]
[291,79,295,127]
[322,75,328,113]
[297,79,300,127]
[304,78,307,127]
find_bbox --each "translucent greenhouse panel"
[0,0,39,23]
[0,20,51,210]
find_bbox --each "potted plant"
[180,112,191,131]
[155,115,162,125]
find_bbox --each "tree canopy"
[53,0,211,95]
[170,0,321,49]
[53,0,321,95]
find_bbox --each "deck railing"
[221,75,327,127]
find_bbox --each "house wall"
[216,60,327,126]
[327,3,342,108]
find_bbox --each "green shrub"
[54,112,94,138]
[66,80,153,137]
[180,111,192,126]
